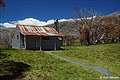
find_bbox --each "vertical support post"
[54,37,56,50]
[39,36,41,51]
[35,37,36,49]
[24,36,26,49]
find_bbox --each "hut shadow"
[40,48,67,51]
[0,60,30,80]
[28,47,67,51]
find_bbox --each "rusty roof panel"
[16,24,63,36]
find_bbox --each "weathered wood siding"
[12,30,21,48]
[25,36,62,50]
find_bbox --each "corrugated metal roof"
[16,24,63,36]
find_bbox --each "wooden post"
[39,37,41,51]
[54,37,56,50]
[35,37,37,49]
[24,36,26,49]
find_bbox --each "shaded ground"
[0,49,30,80]
[0,61,30,80]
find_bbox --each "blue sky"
[0,0,120,22]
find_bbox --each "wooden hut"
[12,24,63,50]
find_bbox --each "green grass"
[52,43,120,77]
[0,43,119,80]
[0,49,100,80]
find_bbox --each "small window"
[17,35,19,39]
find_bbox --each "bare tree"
[74,8,99,45]
[73,7,120,45]
[99,16,120,43]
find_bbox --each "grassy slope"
[0,49,100,80]
[52,43,120,76]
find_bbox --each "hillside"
[47,15,120,42]
[109,11,120,16]
[0,28,16,48]
[46,20,80,36]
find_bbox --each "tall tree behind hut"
[54,19,59,33]
[74,8,100,45]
